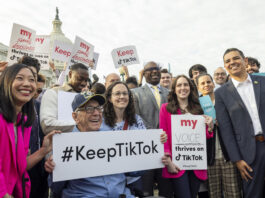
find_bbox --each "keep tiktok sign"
[53,129,164,182]
[171,115,207,170]
[111,45,140,68]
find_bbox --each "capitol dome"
[40,7,73,86]
[49,7,73,70]
[50,7,72,47]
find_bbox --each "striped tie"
[152,85,161,108]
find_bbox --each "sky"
[1,0,265,82]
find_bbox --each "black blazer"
[215,75,265,164]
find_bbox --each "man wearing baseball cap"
[45,91,135,198]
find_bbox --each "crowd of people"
[0,47,264,198]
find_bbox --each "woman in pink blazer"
[160,75,213,198]
[0,64,58,198]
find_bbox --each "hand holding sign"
[162,153,180,174]
[203,115,214,132]
[0,62,8,72]
[45,155,55,173]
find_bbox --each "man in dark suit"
[132,61,172,197]
[215,48,265,198]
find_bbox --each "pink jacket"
[0,114,31,198]
[159,103,213,180]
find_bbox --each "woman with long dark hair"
[101,81,167,196]
[0,64,58,198]
[160,75,213,198]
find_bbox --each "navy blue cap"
[72,91,106,111]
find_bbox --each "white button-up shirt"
[231,75,262,136]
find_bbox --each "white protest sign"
[51,40,73,62]
[34,35,50,70]
[58,91,77,123]
[68,36,94,68]
[53,129,164,182]
[91,52,99,70]
[171,115,207,170]
[7,23,36,65]
[111,45,140,68]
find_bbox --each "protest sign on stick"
[34,35,50,70]
[53,129,164,182]
[111,45,140,68]
[7,23,36,65]
[171,115,207,170]
[51,40,73,62]
[67,36,94,68]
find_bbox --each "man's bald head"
[105,73,121,89]
[213,67,227,85]
[143,61,161,85]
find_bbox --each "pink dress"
[0,114,31,198]
[159,103,213,180]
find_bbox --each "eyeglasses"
[214,73,226,76]
[111,92,129,97]
[77,106,104,114]
[144,67,160,72]
[37,88,43,94]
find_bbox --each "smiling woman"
[0,64,60,198]
[101,81,147,195]
[160,75,214,198]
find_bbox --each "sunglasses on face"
[144,67,160,72]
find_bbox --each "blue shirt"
[100,115,146,185]
[100,114,146,131]
[61,126,134,198]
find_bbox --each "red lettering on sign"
[54,46,71,57]
[35,38,44,44]
[77,50,89,57]
[80,42,90,52]
[20,29,32,39]
[117,49,134,57]
[180,120,198,129]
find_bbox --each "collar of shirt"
[146,82,161,91]
[73,125,80,132]
[231,74,252,88]
[62,83,75,92]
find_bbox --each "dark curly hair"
[166,75,203,115]
[103,81,136,127]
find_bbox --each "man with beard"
[246,57,261,74]
[131,61,172,197]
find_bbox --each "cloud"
[1,0,265,82]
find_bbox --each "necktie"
[152,85,161,108]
